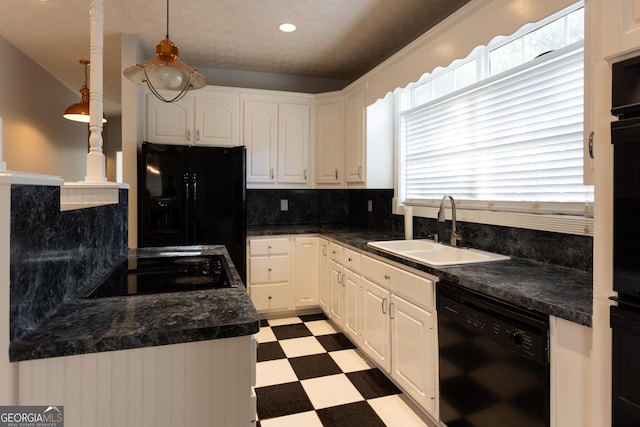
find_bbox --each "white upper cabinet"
[194,94,241,146]
[278,103,310,184]
[602,0,640,59]
[243,99,278,183]
[145,89,240,146]
[344,87,366,184]
[343,84,394,189]
[315,93,344,186]
[242,94,311,186]
[146,93,193,144]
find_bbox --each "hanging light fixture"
[123,0,207,103]
[64,59,107,123]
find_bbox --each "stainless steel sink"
[367,239,509,266]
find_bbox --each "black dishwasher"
[437,282,549,427]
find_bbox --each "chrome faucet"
[438,195,462,247]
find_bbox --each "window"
[398,3,592,218]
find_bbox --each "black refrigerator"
[139,142,247,282]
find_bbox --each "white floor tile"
[267,316,302,326]
[259,411,323,427]
[279,336,325,358]
[368,395,433,427]
[304,319,338,336]
[301,374,364,410]
[255,326,276,343]
[255,359,298,387]
[329,349,375,372]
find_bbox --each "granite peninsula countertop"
[10,246,260,362]
[248,225,593,327]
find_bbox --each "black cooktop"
[86,254,237,298]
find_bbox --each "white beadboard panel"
[17,337,255,427]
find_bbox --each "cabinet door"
[603,0,640,59]
[194,94,240,146]
[391,294,437,417]
[345,88,365,183]
[278,103,310,183]
[146,94,193,144]
[315,98,344,185]
[361,277,391,371]
[243,100,278,183]
[329,260,345,327]
[344,269,361,344]
[294,237,319,307]
[318,239,330,315]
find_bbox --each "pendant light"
[123,0,207,103]
[64,59,107,123]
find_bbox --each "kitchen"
[0,0,628,426]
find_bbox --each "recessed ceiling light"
[279,23,296,33]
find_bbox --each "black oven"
[611,55,640,427]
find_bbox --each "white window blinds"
[401,43,592,214]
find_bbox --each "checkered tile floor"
[255,313,434,427]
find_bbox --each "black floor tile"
[255,381,314,420]
[260,319,269,327]
[257,341,286,362]
[316,332,357,352]
[271,323,313,340]
[346,368,402,399]
[316,401,386,427]
[299,313,328,322]
[289,353,343,380]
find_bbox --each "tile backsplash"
[247,188,592,272]
[10,185,128,340]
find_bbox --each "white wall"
[0,36,89,182]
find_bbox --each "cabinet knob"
[348,257,352,262]
[384,274,391,280]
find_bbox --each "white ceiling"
[0,0,469,118]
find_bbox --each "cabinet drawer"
[389,267,434,311]
[249,256,290,283]
[362,255,391,287]
[250,283,290,311]
[344,248,361,273]
[329,242,344,264]
[249,238,289,256]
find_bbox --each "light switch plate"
[281,199,288,211]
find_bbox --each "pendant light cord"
[165,0,170,39]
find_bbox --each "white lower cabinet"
[361,277,392,371]
[293,236,320,307]
[391,294,437,416]
[247,236,291,312]
[329,258,345,327]
[344,267,362,345]
[361,254,438,420]
[318,238,330,314]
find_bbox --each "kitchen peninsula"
[3,175,259,427]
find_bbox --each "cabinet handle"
[382,298,387,314]
[196,129,200,141]
[358,166,363,178]
[337,272,342,284]
[270,168,275,180]
[389,302,395,319]
[588,131,594,159]
[186,129,191,141]
[304,169,307,180]
[335,169,339,180]
[342,273,346,287]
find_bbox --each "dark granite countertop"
[248,225,593,327]
[10,246,260,362]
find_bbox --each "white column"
[0,117,6,171]
[86,0,106,182]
